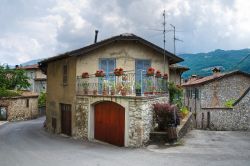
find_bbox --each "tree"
[0,65,30,90]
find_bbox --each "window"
[26,99,29,108]
[135,59,151,93]
[99,59,116,92]
[63,64,68,85]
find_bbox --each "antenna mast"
[163,10,166,73]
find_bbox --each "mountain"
[20,59,44,66]
[179,49,250,78]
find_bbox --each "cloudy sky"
[0,0,250,65]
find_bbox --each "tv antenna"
[170,24,183,55]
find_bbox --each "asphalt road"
[0,117,250,166]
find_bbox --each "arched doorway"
[94,101,125,146]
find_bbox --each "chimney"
[212,67,221,75]
[94,30,98,43]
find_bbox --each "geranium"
[114,67,124,76]
[81,72,89,79]
[155,70,161,78]
[147,67,155,76]
[163,73,168,79]
[95,70,105,77]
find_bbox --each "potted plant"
[121,84,129,96]
[95,70,105,77]
[146,67,155,76]
[144,80,154,95]
[135,82,141,96]
[93,89,98,95]
[81,72,89,79]
[110,82,116,95]
[155,70,161,78]
[102,81,108,96]
[114,67,124,76]
[82,82,89,94]
[153,103,179,142]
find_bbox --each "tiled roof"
[19,64,39,70]
[39,33,183,65]
[182,70,250,87]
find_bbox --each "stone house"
[182,69,250,130]
[39,33,183,147]
[19,64,47,93]
[0,92,39,121]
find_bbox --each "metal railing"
[76,71,168,97]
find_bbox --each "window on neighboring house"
[26,99,29,108]
[195,88,200,99]
[63,64,68,85]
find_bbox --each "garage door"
[94,101,125,146]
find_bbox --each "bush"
[38,92,46,107]
[180,106,189,118]
[0,88,21,97]
[168,82,183,109]
[153,103,180,131]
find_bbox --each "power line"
[230,53,250,71]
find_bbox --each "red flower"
[114,67,124,76]
[81,72,89,78]
[163,73,168,79]
[147,67,155,76]
[95,70,105,77]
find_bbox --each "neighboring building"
[0,91,39,121]
[169,64,189,85]
[182,69,250,130]
[39,33,183,147]
[19,64,47,93]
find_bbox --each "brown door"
[61,104,72,136]
[94,101,125,146]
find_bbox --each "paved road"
[0,117,250,166]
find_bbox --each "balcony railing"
[76,70,168,97]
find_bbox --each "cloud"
[0,0,250,65]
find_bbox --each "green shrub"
[38,92,46,107]
[180,106,189,117]
[168,82,183,108]
[0,88,21,97]
[224,99,236,108]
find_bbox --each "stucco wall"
[46,57,77,134]
[201,74,250,108]
[0,96,38,121]
[169,69,181,85]
[74,95,169,147]
[76,41,170,77]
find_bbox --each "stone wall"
[0,96,38,121]
[128,96,168,147]
[201,74,250,108]
[74,95,169,147]
[196,89,250,131]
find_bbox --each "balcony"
[76,70,168,97]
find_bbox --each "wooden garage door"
[94,101,125,147]
[61,104,72,136]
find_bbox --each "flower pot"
[111,90,115,96]
[121,89,127,96]
[102,90,108,96]
[93,90,97,95]
[84,89,88,95]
